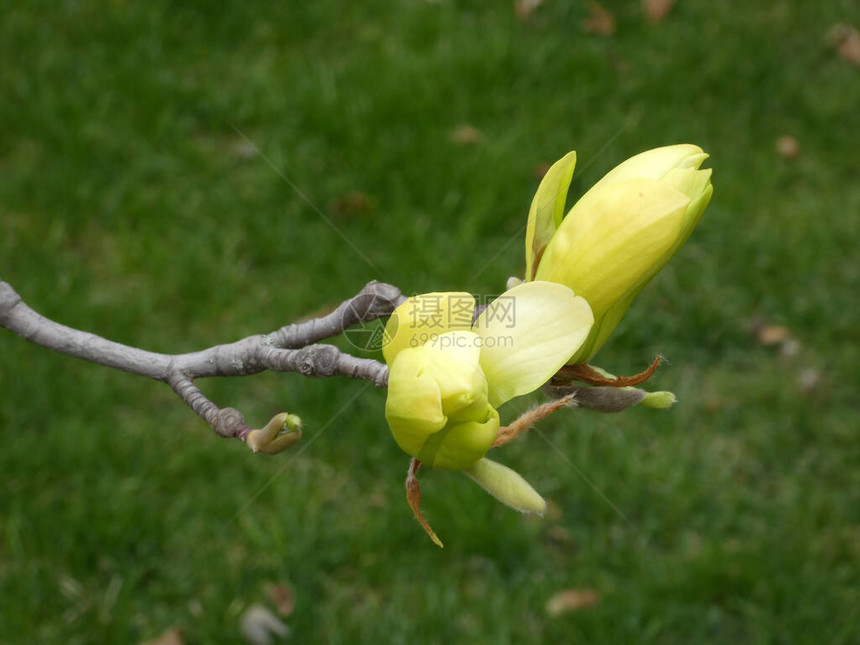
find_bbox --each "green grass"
[2,1,859,642]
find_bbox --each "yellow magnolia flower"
[525,144,714,364]
[383,281,593,471]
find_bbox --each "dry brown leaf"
[584,3,616,36]
[139,628,184,645]
[756,325,792,346]
[265,583,296,618]
[515,0,543,21]
[828,24,860,67]
[331,191,373,217]
[546,589,600,616]
[775,135,801,159]
[544,525,575,548]
[643,0,675,23]
[450,124,484,146]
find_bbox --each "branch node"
[297,344,339,377]
[214,407,248,439]
[357,280,405,316]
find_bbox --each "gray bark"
[0,277,402,442]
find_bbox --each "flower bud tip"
[640,390,677,409]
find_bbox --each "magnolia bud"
[383,284,592,471]
[246,412,302,455]
[527,144,713,363]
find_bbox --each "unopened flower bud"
[527,144,713,363]
[246,412,302,455]
[383,283,592,471]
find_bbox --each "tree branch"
[0,277,402,447]
[269,281,405,348]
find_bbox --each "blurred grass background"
[1,0,859,642]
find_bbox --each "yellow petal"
[382,292,475,365]
[587,144,707,191]
[663,167,712,201]
[474,281,593,407]
[533,146,713,363]
[415,331,489,421]
[535,177,690,317]
[525,151,577,281]
[565,170,712,364]
[421,407,500,470]
[385,349,447,458]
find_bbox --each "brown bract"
[556,355,663,387]
[643,0,675,24]
[406,459,444,548]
